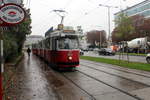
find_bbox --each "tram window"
[42,40,46,49]
[49,38,52,49]
[57,38,78,49]
[52,38,57,50]
[45,38,50,49]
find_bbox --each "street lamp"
[99,4,118,46]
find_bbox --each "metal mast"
[99,4,118,46]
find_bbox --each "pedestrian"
[27,48,31,57]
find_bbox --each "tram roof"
[45,30,79,38]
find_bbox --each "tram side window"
[45,38,50,49]
[52,38,57,50]
[40,42,42,49]
[42,40,46,49]
[50,38,52,50]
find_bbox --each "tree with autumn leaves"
[132,15,150,38]
[112,13,150,43]
[112,13,135,42]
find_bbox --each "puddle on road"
[46,73,65,88]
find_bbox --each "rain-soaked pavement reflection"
[8,53,150,100]
[10,53,93,100]
[14,54,58,100]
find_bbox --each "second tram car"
[32,25,80,70]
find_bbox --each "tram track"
[60,64,148,100]
[45,66,97,100]
[81,60,150,78]
[61,69,145,100]
[56,61,150,100]
[76,69,143,100]
[40,58,148,100]
[80,63,150,87]
[61,73,97,100]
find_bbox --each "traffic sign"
[0,3,26,25]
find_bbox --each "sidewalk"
[6,53,58,100]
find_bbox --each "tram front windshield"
[57,37,78,49]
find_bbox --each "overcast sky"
[23,0,145,36]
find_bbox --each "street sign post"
[0,3,26,100]
[0,27,3,100]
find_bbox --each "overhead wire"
[30,0,114,34]
[26,0,29,7]
[32,13,60,32]
[28,0,31,8]
[103,0,112,4]
[68,6,99,24]
[67,0,101,25]
[67,0,116,31]
[67,0,110,24]
[24,0,31,8]
[64,0,101,24]
[63,0,74,10]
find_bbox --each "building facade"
[115,0,150,19]
[24,35,44,49]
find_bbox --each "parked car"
[80,49,84,55]
[88,48,94,51]
[81,48,88,52]
[93,48,99,51]
[98,48,115,56]
[146,53,150,64]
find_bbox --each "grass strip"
[80,56,150,71]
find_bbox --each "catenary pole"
[99,4,118,47]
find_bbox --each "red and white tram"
[32,25,80,70]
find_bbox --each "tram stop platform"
[5,53,59,100]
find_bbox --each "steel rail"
[81,60,150,78]
[61,73,97,100]
[80,63,150,87]
[77,69,143,100]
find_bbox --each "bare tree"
[86,30,106,48]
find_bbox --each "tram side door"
[52,38,57,63]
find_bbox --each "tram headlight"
[68,56,72,60]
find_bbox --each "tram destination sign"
[0,3,25,25]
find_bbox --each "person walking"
[27,48,31,57]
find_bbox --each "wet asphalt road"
[10,53,150,100]
[84,51,147,63]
